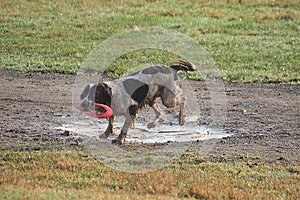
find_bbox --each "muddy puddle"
[56,114,230,144]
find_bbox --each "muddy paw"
[112,139,123,145]
[99,134,108,139]
[104,130,114,137]
[147,122,157,129]
[178,115,185,126]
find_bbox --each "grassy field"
[1,1,300,199]
[0,0,299,83]
[0,148,299,200]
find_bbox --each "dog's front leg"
[100,116,114,139]
[112,114,132,145]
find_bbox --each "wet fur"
[80,60,196,145]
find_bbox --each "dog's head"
[80,83,112,111]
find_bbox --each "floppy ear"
[95,83,112,106]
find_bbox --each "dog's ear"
[95,83,112,106]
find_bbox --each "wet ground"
[0,70,299,166]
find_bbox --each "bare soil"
[0,70,299,166]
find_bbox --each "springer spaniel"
[79,60,196,144]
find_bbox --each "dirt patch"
[0,70,299,166]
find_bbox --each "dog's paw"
[178,115,185,126]
[99,134,108,139]
[104,130,114,137]
[112,139,123,145]
[147,122,158,129]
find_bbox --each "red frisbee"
[76,103,113,118]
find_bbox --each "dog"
[79,60,196,144]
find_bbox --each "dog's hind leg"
[130,113,137,129]
[174,82,186,126]
[147,103,164,129]
[178,100,185,126]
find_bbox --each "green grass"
[1,1,300,199]
[0,149,299,200]
[0,0,299,83]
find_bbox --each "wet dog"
[79,60,196,144]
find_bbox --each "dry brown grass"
[1,150,299,199]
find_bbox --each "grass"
[0,0,299,83]
[1,1,300,199]
[0,148,299,200]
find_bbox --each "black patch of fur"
[129,105,139,116]
[141,66,173,75]
[95,83,112,106]
[123,79,149,104]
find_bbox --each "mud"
[0,70,299,166]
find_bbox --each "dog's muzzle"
[80,100,93,111]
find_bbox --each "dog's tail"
[170,60,196,72]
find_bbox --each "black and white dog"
[79,60,196,144]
